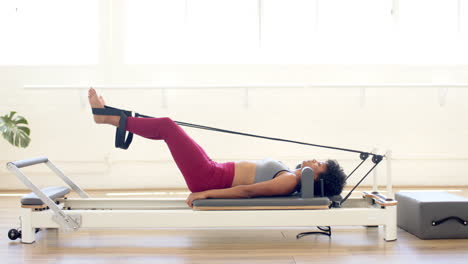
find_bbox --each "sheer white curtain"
[125,0,258,64]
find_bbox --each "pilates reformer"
[6,105,398,244]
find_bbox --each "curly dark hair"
[294,159,347,197]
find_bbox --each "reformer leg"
[20,208,35,244]
[384,206,397,241]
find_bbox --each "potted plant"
[0,111,30,148]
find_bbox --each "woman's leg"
[87,88,234,192]
[125,116,226,192]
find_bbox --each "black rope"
[346,158,368,181]
[137,113,379,157]
[341,161,382,205]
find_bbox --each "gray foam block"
[395,191,468,239]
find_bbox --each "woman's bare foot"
[88,88,120,126]
[98,95,105,106]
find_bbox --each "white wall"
[1,64,468,190]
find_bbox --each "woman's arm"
[186,174,297,207]
[206,174,297,199]
[205,185,250,199]
[186,185,249,207]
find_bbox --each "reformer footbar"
[92,105,388,240]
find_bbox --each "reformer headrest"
[299,166,315,198]
[296,163,342,202]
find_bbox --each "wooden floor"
[1,188,468,264]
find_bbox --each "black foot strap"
[92,105,136,149]
[296,226,332,239]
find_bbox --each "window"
[124,0,258,64]
[396,0,466,63]
[309,0,394,63]
[260,0,318,63]
[4,0,465,65]
[0,0,99,65]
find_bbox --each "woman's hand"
[186,191,208,208]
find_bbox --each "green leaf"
[1,111,31,148]
[14,131,20,146]
[5,131,14,145]
[8,111,16,119]
[20,135,30,148]
[0,118,5,133]
[17,126,31,135]
[15,117,28,125]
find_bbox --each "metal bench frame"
[6,156,397,244]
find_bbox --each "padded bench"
[395,191,468,239]
[21,186,70,207]
[193,194,331,210]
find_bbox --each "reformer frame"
[6,156,397,244]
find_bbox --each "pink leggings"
[125,116,235,192]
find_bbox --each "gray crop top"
[254,158,293,183]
